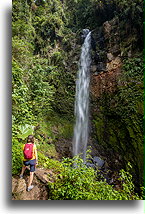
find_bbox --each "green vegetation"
[92,55,143,189]
[12,138,24,175]
[48,155,141,200]
[12,0,75,175]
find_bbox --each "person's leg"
[27,160,36,191]
[28,171,34,188]
[20,165,27,178]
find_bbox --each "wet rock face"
[90,17,122,104]
[90,61,121,98]
[89,16,143,190]
[82,29,90,39]
[103,18,120,56]
[90,18,121,76]
[89,19,123,172]
[90,27,122,97]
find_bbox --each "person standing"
[20,135,38,192]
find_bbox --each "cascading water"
[73,29,92,161]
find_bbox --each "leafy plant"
[48,155,141,200]
[17,124,34,140]
[12,139,23,175]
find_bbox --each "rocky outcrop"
[12,177,27,200]
[89,17,143,191]
[12,168,55,200]
[91,56,121,97]
[54,138,72,158]
[90,17,122,97]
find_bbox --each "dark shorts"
[23,159,36,172]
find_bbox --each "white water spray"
[73,29,92,161]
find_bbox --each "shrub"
[43,158,63,174]
[37,151,48,167]
[12,139,23,175]
[48,155,141,200]
[37,151,63,173]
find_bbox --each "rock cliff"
[89,17,143,191]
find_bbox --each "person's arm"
[34,145,38,164]
[22,144,25,155]
[22,144,25,161]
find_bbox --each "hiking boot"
[27,185,34,192]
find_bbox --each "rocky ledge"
[12,168,54,200]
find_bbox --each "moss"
[91,81,143,187]
[93,116,104,144]
[127,126,136,139]
[136,101,143,115]
[109,134,117,149]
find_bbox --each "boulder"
[35,168,54,184]
[106,56,121,72]
[93,156,105,168]
[107,53,114,61]
[12,168,53,200]
[12,177,27,200]
[103,21,111,35]
[86,162,96,169]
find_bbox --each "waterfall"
[73,29,92,161]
